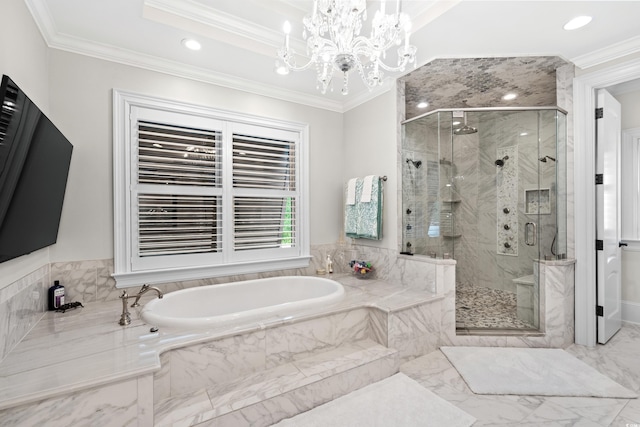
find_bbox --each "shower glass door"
[401,112,454,257]
[451,110,546,331]
[401,108,566,332]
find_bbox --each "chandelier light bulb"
[276,0,417,95]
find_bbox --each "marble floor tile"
[399,323,639,427]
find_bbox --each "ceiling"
[25,0,640,112]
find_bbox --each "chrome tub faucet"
[119,284,164,326]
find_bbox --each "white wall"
[613,88,640,307]
[615,88,640,129]
[45,50,345,262]
[343,85,399,250]
[1,0,347,279]
[0,0,51,287]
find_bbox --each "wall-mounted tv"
[0,75,73,263]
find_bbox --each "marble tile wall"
[387,302,442,363]
[496,144,519,256]
[154,308,373,401]
[556,63,574,257]
[1,242,432,366]
[0,375,153,427]
[403,56,569,119]
[441,259,575,348]
[0,264,49,362]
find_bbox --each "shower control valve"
[406,208,412,215]
[503,207,510,214]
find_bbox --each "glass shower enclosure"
[401,108,567,331]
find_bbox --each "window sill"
[113,256,312,288]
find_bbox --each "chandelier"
[276,0,417,95]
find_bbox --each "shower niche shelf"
[442,233,462,238]
[525,188,550,214]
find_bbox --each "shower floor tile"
[455,283,535,330]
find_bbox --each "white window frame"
[113,90,310,288]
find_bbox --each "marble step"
[154,339,399,427]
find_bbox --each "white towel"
[346,178,357,205]
[361,175,376,203]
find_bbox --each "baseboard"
[622,300,640,325]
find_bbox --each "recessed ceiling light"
[502,93,517,101]
[520,132,528,136]
[181,38,201,51]
[417,101,429,109]
[452,121,461,126]
[564,16,592,31]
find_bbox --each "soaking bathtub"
[140,276,345,328]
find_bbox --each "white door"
[596,89,622,344]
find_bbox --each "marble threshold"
[0,274,441,411]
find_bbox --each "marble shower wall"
[399,56,575,264]
[454,110,560,293]
[403,56,569,120]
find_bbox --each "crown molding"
[24,0,401,113]
[144,0,280,45]
[24,0,57,45]
[571,35,640,70]
[47,32,345,112]
[25,0,345,112]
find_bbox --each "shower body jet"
[495,155,509,167]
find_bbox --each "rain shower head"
[453,113,478,135]
[495,155,509,167]
[406,159,422,168]
[539,156,556,163]
[454,125,478,135]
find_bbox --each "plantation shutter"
[115,93,308,285]
[232,133,297,251]
[135,119,223,262]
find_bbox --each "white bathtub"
[140,276,345,328]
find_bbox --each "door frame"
[574,57,640,347]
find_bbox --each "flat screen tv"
[0,75,73,263]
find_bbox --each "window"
[113,91,309,287]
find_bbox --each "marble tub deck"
[0,275,441,412]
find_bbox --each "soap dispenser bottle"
[326,254,333,274]
[48,280,65,310]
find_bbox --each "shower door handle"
[525,222,537,246]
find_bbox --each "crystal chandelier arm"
[350,36,415,73]
[276,0,417,95]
